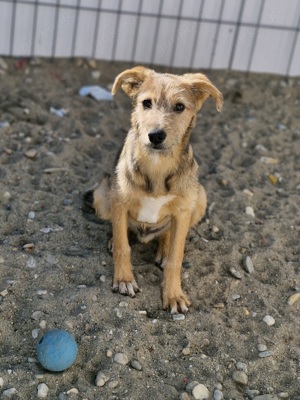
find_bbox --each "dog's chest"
[137,195,175,224]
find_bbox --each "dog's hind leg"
[155,231,170,268]
[85,177,112,221]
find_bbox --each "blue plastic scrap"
[79,85,113,101]
[50,107,68,117]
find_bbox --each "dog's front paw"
[112,280,140,298]
[163,288,191,314]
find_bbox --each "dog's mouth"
[148,143,167,151]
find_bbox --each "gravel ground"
[0,57,299,400]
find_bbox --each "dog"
[85,66,223,313]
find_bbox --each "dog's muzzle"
[148,129,166,148]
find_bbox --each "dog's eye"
[142,99,152,109]
[174,103,185,112]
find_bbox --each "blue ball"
[36,330,78,372]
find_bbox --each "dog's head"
[112,66,223,152]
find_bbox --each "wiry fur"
[87,66,223,313]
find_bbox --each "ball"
[36,330,78,372]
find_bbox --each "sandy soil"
[0,58,299,400]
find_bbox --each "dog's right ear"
[112,66,150,98]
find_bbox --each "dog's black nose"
[148,129,166,145]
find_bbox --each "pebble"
[119,301,128,308]
[0,256,4,263]
[87,59,97,69]
[99,275,106,283]
[39,320,46,329]
[114,352,129,366]
[213,389,223,400]
[186,381,199,393]
[28,211,36,220]
[23,243,35,251]
[37,383,49,398]
[278,393,289,398]
[0,57,8,70]
[229,267,242,279]
[32,329,39,338]
[1,388,17,398]
[236,362,247,372]
[173,313,185,321]
[66,388,79,395]
[31,311,43,320]
[91,70,101,79]
[232,370,248,385]
[263,315,275,326]
[95,371,109,387]
[192,384,209,399]
[27,256,37,268]
[243,189,254,197]
[108,380,119,389]
[106,349,113,358]
[287,292,300,305]
[257,343,268,352]
[0,289,8,297]
[260,156,279,165]
[130,360,142,371]
[25,149,38,159]
[180,393,191,400]
[245,206,255,217]
[258,350,274,358]
[0,377,4,387]
[183,261,192,269]
[243,256,254,273]
[63,198,73,206]
[182,347,191,356]
[246,389,260,398]
[232,294,241,300]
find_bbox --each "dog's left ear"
[112,66,150,98]
[184,73,223,112]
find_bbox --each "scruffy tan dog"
[85,66,222,313]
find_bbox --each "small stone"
[182,261,192,269]
[236,362,247,372]
[0,377,4,387]
[1,388,17,398]
[180,393,191,400]
[99,275,106,283]
[278,393,289,398]
[87,59,97,69]
[32,329,39,338]
[66,388,79,395]
[192,384,209,399]
[260,156,279,165]
[212,226,220,233]
[243,189,254,197]
[243,307,250,316]
[28,211,36,220]
[232,294,241,300]
[106,349,113,358]
[229,267,242,279]
[63,199,73,206]
[243,256,254,273]
[173,313,185,321]
[186,381,199,393]
[37,383,49,398]
[182,347,191,356]
[245,206,255,217]
[263,315,275,326]
[31,311,43,320]
[258,350,274,358]
[130,360,142,371]
[246,390,260,399]
[287,292,300,305]
[23,243,35,251]
[95,371,109,387]
[268,174,278,185]
[214,389,223,400]
[25,149,37,159]
[108,380,119,389]
[0,57,8,70]
[0,256,4,263]
[232,370,248,385]
[27,256,37,268]
[114,352,129,366]
[39,320,46,329]
[119,301,128,308]
[37,290,47,295]
[257,343,268,352]
[91,70,101,79]
[0,289,8,297]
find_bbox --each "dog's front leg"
[162,213,192,313]
[111,199,139,297]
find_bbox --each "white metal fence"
[0,0,299,76]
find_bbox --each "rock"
[119,301,128,308]
[232,370,248,385]
[236,362,247,372]
[0,377,4,387]
[192,384,209,399]
[91,70,101,79]
[1,388,17,398]
[263,315,275,326]
[180,393,191,400]
[260,156,279,165]
[258,351,274,358]
[243,256,254,273]
[229,267,242,279]
[37,383,49,398]
[106,349,113,358]
[245,206,255,217]
[28,211,36,220]
[182,347,191,356]
[66,388,79,395]
[130,360,142,371]
[246,390,260,399]
[25,149,38,159]
[287,292,300,305]
[99,275,106,283]
[114,352,129,365]
[186,381,199,393]
[87,59,97,69]
[108,380,119,389]
[95,371,109,387]
[214,389,223,400]
[27,256,37,268]
[173,314,185,321]
[277,393,289,398]
[257,343,268,352]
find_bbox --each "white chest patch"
[137,195,175,224]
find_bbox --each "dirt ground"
[0,58,299,400]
